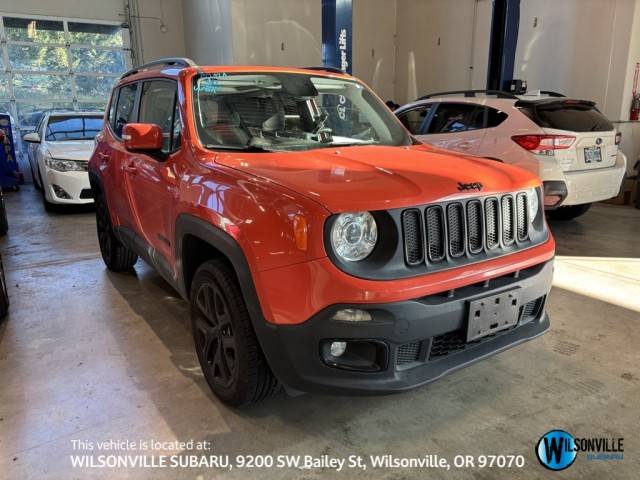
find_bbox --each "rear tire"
[547,203,591,221]
[0,254,9,319]
[190,259,280,406]
[0,189,8,236]
[95,193,138,271]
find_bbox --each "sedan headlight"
[45,157,87,172]
[330,212,378,262]
[527,188,539,223]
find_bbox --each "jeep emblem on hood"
[457,182,483,191]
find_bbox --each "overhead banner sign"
[322,0,353,74]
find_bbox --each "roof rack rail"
[417,89,518,100]
[121,57,198,79]
[302,66,346,74]
[533,90,566,97]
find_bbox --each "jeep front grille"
[401,192,531,267]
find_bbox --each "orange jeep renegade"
[89,58,555,405]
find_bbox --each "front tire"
[95,193,138,271]
[190,259,280,406]
[547,203,591,221]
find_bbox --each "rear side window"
[113,83,138,138]
[398,105,432,134]
[138,80,180,153]
[519,102,613,132]
[486,107,508,128]
[428,103,478,134]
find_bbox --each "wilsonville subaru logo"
[536,430,577,471]
[536,429,625,471]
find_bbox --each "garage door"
[0,14,131,156]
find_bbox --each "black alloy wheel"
[193,281,238,389]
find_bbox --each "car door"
[124,79,182,276]
[103,82,140,230]
[417,102,486,154]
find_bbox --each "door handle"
[122,162,137,175]
[96,152,109,160]
[457,141,473,150]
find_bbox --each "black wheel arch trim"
[174,214,290,385]
[174,215,277,322]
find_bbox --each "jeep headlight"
[527,188,539,223]
[45,157,86,172]
[330,212,378,262]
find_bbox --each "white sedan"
[23,111,103,211]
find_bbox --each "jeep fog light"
[322,340,388,372]
[331,309,372,322]
[330,341,347,357]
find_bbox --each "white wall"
[394,0,491,104]
[231,0,321,66]
[182,0,233,65]
[135,0,186,63]
[352,0,397,102]
[514,0,636,120]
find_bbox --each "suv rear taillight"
[615,131,622,145]
[511,134,576,155]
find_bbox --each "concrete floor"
[0,186,639,480]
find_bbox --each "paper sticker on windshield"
[195,73,229,94]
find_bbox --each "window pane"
[72,48,126,74]
[68,22,123,46]
[0,103,11,116]
[428,104,477,134]
[4,17,65,44]
[8,45,69,72]
[75,75,119,100]
[114,83,138,137]
[0,74,9,99]
[398,106,431,134]
[45,116,103,141]
[12,74,71,101]
[16,102,72,129]
[487,108,508,128]
[139,80,177,152]
[78,102,107,113]
[530,103,614,132]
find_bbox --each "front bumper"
[258,259,553,395]
[44,167,93,204]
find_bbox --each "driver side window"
[138,80,180,153]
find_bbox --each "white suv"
[395,90,627,220]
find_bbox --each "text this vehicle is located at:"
[89,58,555,405]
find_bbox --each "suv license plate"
[584,146,602,163]
[466,289,521,342]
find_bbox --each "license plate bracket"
[466,289,522,342]
[584,146,602,163]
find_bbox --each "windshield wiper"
[204,144,271,152]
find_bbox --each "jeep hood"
[214,145,540,212]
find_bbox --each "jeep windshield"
[192,72,411,152]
